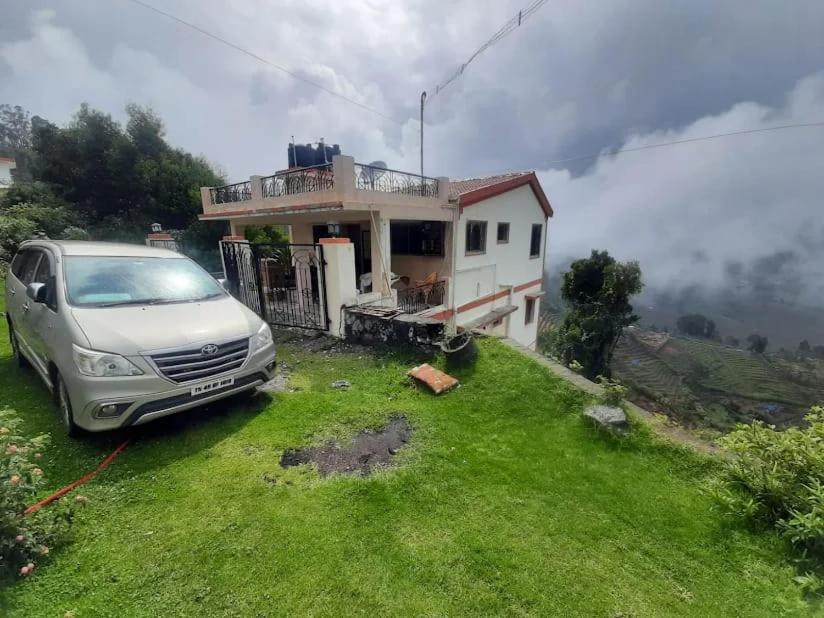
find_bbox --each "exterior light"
[151,222,162,233]
[327,222,341,237]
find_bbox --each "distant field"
[612,329,824,430]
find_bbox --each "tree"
[0,104,35,180]
[30,103,223,240]
[747,333,768,354]
[553,250,643,379]
[724,335,740,348]
[677,313,718,339]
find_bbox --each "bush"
[0,215,37,263]
[709,406,824,563]
[596,376,627,407]
[0,409,73,579]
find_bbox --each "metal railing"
[397,279,446,314]
[261,163,334,198]
[354,163,439,197]
[209,181,252,205]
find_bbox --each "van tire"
[8,324,29,369]
[56,374,81,438]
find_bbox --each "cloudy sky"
[2,1,824,302]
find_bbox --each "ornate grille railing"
[261,164,334,198]
[397,279,446,314]
[354,164,439,197]
[209,181,252,205]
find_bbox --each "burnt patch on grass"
[280,416,412,476]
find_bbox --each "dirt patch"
[280,416,412,476]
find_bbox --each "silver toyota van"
[5,240,276,435]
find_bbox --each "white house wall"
[454,184,546,348]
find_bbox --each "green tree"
[30,103,223,240]
[676,313,718,339]
[747,333,768,354]
[0,104,35,180]
[554,250,643,379]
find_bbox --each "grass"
[0,313,816,615]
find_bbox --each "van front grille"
[149,338,250,384]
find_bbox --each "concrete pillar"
[333,155,356,201]
[250,175,263,201]
[320,238,358,338]
[229,220,246,237]
[200,187,213,212]
[369,212,392,297]
[436,176,450,200]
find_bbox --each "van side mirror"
[26,282,48,304]
[217,278,229,290]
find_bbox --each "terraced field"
[667,338,818,405]
[613,330,824,430]
[612,334,687,401]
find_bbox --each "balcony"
[200,155,449,219]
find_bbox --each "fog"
[540,73,824,343]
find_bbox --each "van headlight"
[72,344,144,377]
[252,322,273,351]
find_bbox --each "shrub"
[0,215,37,262]
[709,406,824,563]
[596,376,627,407]
[0,409,73,579]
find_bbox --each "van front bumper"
[66,342,276,431]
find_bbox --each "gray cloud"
[1,1,824,317]
[541,72,824,306]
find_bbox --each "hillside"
[612,328,824,430]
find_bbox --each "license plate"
[191,376,235,396]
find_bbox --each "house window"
[529,224,542,258]
[390,221,444,256]
[525,297,535,325]
[465,221,487,254]
[497,222,510,243]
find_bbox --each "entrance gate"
[220,241,328,331]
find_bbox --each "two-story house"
[198,151,552,349]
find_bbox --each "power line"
[121,0,405,125]
[431,0,549,98]
[543,121,824,167]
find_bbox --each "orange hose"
[23,439,130,516]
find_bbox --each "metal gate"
[220,241,328,330]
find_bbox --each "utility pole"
[420,91,427,179]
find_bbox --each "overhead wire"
[542,121,824,168]
[121,0,405,125]
[430,0,549,98]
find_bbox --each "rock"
[260,374,289,393]
[331,380,351,390]
[583,404,629,434]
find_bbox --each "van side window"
[12,250,41,284]
[33,254,57,311]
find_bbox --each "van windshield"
[64,256,227,307]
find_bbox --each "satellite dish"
[360,160,388,188]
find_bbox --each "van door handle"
[22,302,30,312]
[9,289,15,295]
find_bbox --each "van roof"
[22,240,185,258]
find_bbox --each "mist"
[540,72,824,347]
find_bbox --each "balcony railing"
[354,163,439,197]
[210,181,252,205]
[261,163,334,198]
[397,279,446,314]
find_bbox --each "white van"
[5,240,276,435]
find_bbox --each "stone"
[583,404,629,434]
[331,380,352,390]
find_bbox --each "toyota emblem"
[201,344,219,356]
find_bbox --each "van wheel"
[8,325,28,369]
[56,374,81,437]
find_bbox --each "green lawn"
[0,313,815,616]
